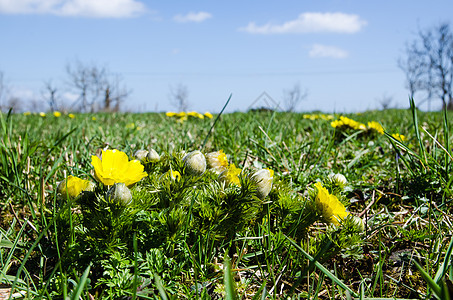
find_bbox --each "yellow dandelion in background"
[321,114,334,120]
[367,121,384,134]
[23,111,31,116]
[314,182,349,225]
[204,112,213,119]
[303,114,318,120]
[166,112,177,117]
[68,113,75,119]
[331,116,366,131]
[57,175,95,199]
[392,133,406,142]
[219,164,242,186]
[53,111,62,117]
[187,111,204,119]
[92,116,97,121]
[39,112,46,117]
[91,149,148,186]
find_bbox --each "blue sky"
[0,0,452,113]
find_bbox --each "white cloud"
[173,11,212,23]
[0,0,147,18]
[239,12,367,34]
[309,44,348,59]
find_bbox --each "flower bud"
[106,183,133,205]
[134,149,149,162]
[329,173,347,186]
[352,215,365,232]
[251,168,274,199]
[183,150,206,176]
[147,148,160,163]
[57,175,96,199]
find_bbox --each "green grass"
[1,104,453,299]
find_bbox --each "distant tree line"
[0,60,130,113]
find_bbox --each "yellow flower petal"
[91,149,148,186]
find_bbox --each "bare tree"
[282,82,308,112]
[5,97,22,113]
[376,93,394,110]
[42,80,60,112]
[102,75,131,112]
[169,83,190,111]
[66,60,130,112]
[399,22,453,110]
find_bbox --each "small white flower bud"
[329,173,347,186]
[251,168,274,199]
[134,150,149,162]
[183,150,206,176]
[352,215,365,232]
[107,183,133,205]
[147,148,160,163]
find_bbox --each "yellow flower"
[39,112,46,117]
[206,150,229,174]
[57,175,95,199]
[164,170,181,182]
[392,133,406,142]
[187,111,204,119]
[92,116,97,121]
[251,168,274,199]
[331,116,366,130]
[367,121,384,134]
[91,149,148,186]
[314,182,349,225]
[218,164,241,186]
[23,111,31,116]
[204,112,213,119]
[176,112,187,118]
[321,114,334,120]
[53,111,62,117]
[166,112,177,117]
[68,113,75,119]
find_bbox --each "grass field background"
[1,102,453,299]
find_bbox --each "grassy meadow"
[1,101,453,299]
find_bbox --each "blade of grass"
[201,93,232,149]
[283,234,358,297]
[70,264,91,300]
[224,257,238,300]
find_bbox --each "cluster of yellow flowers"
[303,114,334,121]
[205,149,243,187]
[166,111,213,122]
[24,111,76,119]
[57,147,359,227]
[58,148,275,204]
[57,149,148,204]
[331,116,406,141]
[331,116,367,131]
